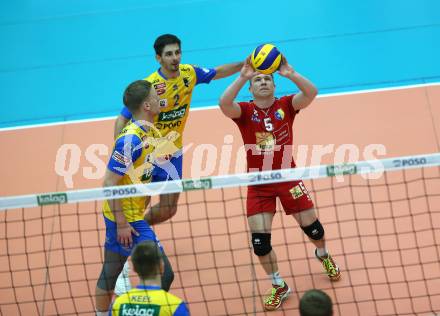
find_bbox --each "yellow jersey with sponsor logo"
[145,64,215,150]
[110,285,189,316]
[103,121,157,222]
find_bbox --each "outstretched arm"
[278,55,318,111]
[213,61,244,80]
[219,58,258,119]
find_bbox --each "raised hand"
[277,55,295,78]
[240,56,259,80]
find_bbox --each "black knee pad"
[97,250,127,291]
[301,219,324,240]
[252,233,272,256]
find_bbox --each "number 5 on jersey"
[264,117,273,132]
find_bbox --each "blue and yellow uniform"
[120,64,216,182]
[104,120,161,257]
[110,285,189,316]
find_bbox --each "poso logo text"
[393,157,427,168]
[155,121,182,130]
[103,187,138,197]
[250,172,282,183]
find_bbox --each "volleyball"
[251,44,282,74]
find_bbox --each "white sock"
[96,311,108,316]
[269,271,284,286]
[114,261,132,296]
[316,247,328,258]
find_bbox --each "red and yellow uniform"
[232,95,314,217]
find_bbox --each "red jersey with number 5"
[233,95,298,172]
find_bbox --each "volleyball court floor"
[1,84,440,315]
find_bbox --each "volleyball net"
[1,153,439,315]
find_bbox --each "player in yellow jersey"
[114,34,243,225]
[95,80,175,315]
[110,241,189,316]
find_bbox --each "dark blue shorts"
[104,216,163,257]
[152,153,183,182]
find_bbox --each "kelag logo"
[159,104,187,121]
[119,303,160,316]
[393,157,427,168]
[37,193,67,206]
[250,172,282,182]
[182,179,212,191]
[326,164,357,177]
[103,187,138,197]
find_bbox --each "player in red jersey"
[219,56,341,311]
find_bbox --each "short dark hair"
[132,241,163,280]
[299,289,333,316]
[154,34,181,56]
[123,80,152,113]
